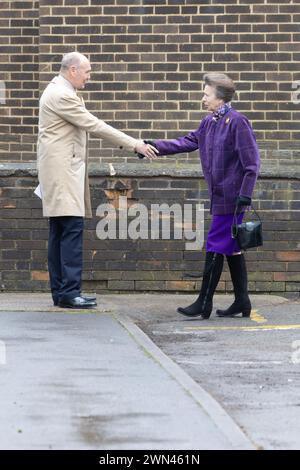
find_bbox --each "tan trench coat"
[37,75,140,218]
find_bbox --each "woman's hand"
[236,195,251,207]
[135,140,159,160]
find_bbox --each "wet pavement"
[0,292,299,450]
[112,293,300,450]
[0,297,252,450]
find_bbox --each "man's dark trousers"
[48,216,84,304]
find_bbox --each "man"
[37,52,158,309]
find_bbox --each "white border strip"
[117,314,257,451]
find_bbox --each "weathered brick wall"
[0,0,39,161]
[1,0,300,164]
[0,163,299,297]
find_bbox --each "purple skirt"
[206,213,244,256]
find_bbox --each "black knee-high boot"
[216,254,251,317]
[177,252,224,319]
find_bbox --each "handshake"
[135,140,159,160]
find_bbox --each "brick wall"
[0,0,39,161]
[1,1,300,295]
[0,163,299,297]
[1,0,300,165]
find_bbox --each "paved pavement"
[0,292,299,450]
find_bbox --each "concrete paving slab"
[0,292,289,314]
[0,293,112,313]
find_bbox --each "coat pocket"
[71,144,85,172]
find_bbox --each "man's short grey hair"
[60,52,88,71]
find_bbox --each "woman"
[145,73,260,320]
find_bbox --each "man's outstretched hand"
[135,140,159,160]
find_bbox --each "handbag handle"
[232,203,261,238]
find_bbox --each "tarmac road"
[117,293,300,450]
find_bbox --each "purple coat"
[155,108,260,215]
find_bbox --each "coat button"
[119,146,123,149]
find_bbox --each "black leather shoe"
[177,300,212,319]
[58,296,97,309]
[53,295,96,306]
[216,299,251,317]
[82,295,96,302]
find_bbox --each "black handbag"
[231,205,263,250]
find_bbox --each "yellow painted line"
[250,309,267,324]
[185,324,300,331]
